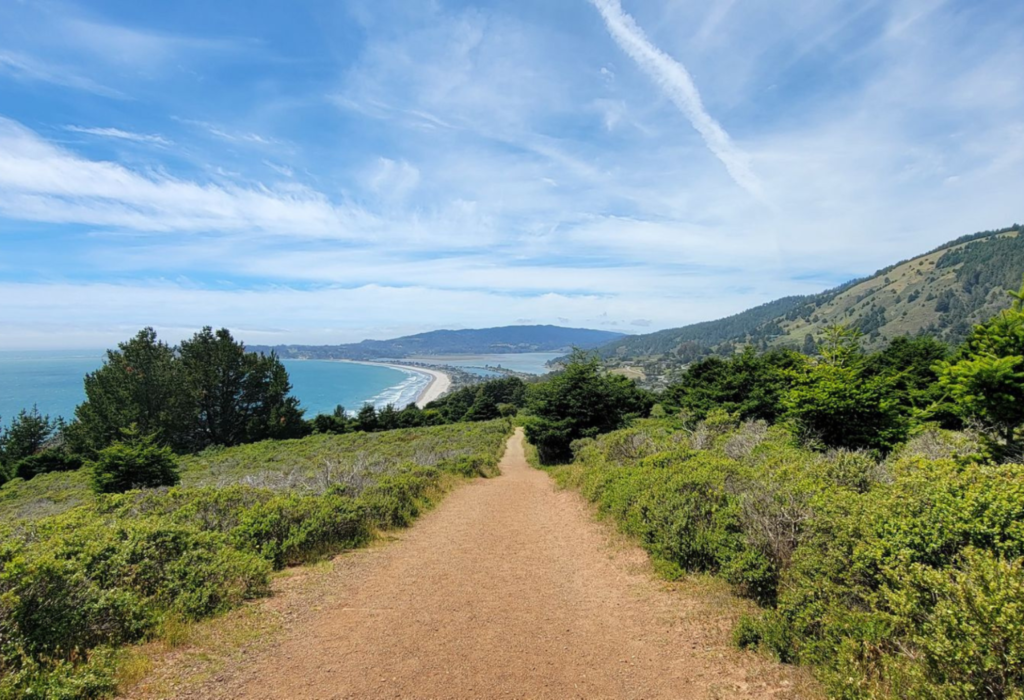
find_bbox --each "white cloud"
[0,49,124,98]
[1,0,1022,350]
[588,0,766,201]
[0,277,822,351]
[0,118,366,238]
[368,158,421,201]
[175,119,279,147]
[65,125,170,146]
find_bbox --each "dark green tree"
[377,403,400,431]
[397,404,426,428]
[525,349,652,464]
[938,277,1024,454]
[311,405,349,435]
[178,327,306,448]
[0,407,81,481]
[662,347,803,423]
[463,377,527,422]
[783,325,907,453]
[0,406,56,464]
[354,404,378,432]
[864,335,955,425]
[74,328,189,454]
[801,333,817,356]
[89,425,180,493]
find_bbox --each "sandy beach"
[394,364,450,407]
[336,359,451,408]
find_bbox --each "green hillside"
[252,325,625,360]
[0,421,509,523]
[600,225,1023,369]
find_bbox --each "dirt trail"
[167,430,813,699]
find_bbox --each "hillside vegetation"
[0,421,510,523]
[5,262,1024,698]
[598,225,1023,383]
[551,416,1017,698]
[251,324,624,360]
[0,420,511,698]
[540,281,1024,698]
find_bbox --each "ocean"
[0,351,431,423]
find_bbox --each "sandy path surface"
[165,430,813,699]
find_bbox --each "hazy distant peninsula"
[250,325,625,360]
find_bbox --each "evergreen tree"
[783,325,907,453]
[525,349,652,464]
[73,327,305,454]
[662,347,803,423]
[0,406,56,464]
[0,407,80,480]
[179,327,306,448]
[354,404,378,432]
[938,277,1024,454]
[74,328,189,453]
[89,425,179,494]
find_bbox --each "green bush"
[359,468,437,529]
[89,430,179,494]
[760,458,1024,697]
[229,492,367,569]
[555,426,782,603]
[13,451,82,480]
[546,417,1024,696]
[0,648,120,700]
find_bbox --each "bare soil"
[128,429,817,699]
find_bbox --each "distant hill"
[252,325,626,360]
[599,224,1023,366]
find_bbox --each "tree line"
[0,327,305,492]
[5,274,1024,493]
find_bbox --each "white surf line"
[336,360,452,408]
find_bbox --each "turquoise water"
[0,352,428,423]
[405,352,562,377]
[282,361,429,416]
[0,351,105,423]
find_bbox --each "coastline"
[335,360,451,408]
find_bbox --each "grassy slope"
[0,421,510,523]
[599,225,1023,364]
[773,229,1021,348]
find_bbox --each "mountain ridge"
[596,224,1023,375]
[251,325,625,360]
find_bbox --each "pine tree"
[938,277,1024,453]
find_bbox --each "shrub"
[13,451,82,480]
[551,416,1024,696]
[764,458,1024,697]
[229,492,367,569]
[358,468,437,529]
[89,429,179,494]
[0,419,515,693]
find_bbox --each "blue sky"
[0,0,1022,349]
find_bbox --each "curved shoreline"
[335,360,451,408]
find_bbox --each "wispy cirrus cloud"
[174,118,279,146]
[588,0,766,202]
[0,0,1022,350]
[65,125,170,146]
[0,49,124,98]
[0,118,363,237]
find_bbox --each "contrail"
[589,0,766,202]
